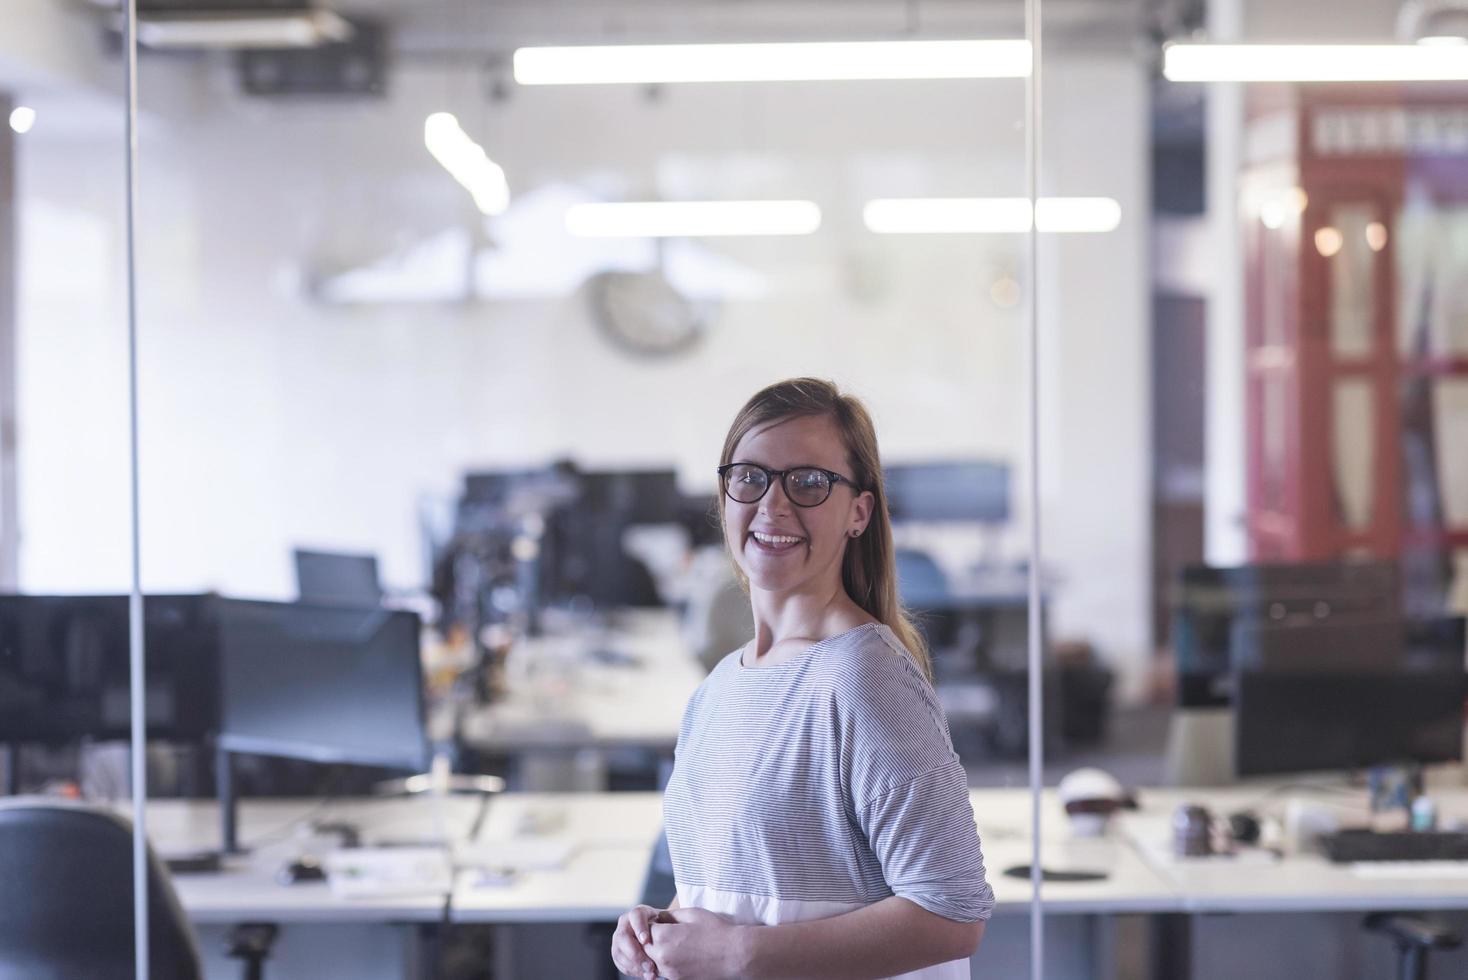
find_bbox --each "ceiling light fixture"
[128,10,353,49]
[424,113,510,216]
[514,40,1031,85]
[565,201,822,238]
[863,197,1122,234]
[1163,43,1468,82]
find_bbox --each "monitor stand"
[2,744,16,796]
[217,743,243,855]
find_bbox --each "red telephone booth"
[1241,84,1468,610]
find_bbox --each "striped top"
[663,623,994,980]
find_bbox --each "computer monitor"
[884,461,1010,524]
[1172,560,1400,707]
[0,594,219,745]
[1228,617,1406,673]
[293,549,383,607]
[540,469,680,609]
[1405,615,1467,669]
[215,599,427,772]
[577,469,682,526]
[460,464,580,517]
[1234,668,1468,777]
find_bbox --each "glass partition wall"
[1042,2,1468,979]
[0,0,143,973]
[1,27,134,804]
[127,2,1040,978]
[25,0,1468,977]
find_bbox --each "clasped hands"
[612,904,747,980]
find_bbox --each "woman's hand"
[644,906,747,980]
[611,904,669,979]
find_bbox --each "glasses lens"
[786,468,832,506]
[724,464,769,502]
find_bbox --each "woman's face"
[722,413,874,598]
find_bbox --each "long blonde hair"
[717,378,931,680]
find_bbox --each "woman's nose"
[760,478,793,514]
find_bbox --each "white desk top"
[143,797,482,924]
[455,611,704,753]
[971,792,1183,915]
[139,782,1468,925]
[452,792,663,923]
[452,790,1183,923]
[1120,785,1468,913]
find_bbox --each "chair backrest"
[0,799,202,980]
[895,548,950,608]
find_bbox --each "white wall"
[14,46,1151,692]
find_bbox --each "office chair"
[1364,913,1463,980]
[895,548,949,608]
[0,799,275,980]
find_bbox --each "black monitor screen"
[578,469,682,525]
[884,461,1010,523]
[293,549,382,606]
[216,600,427,771]
[1235,670,1468,777]
[1173,561,1400,707]
[0,595,218,743]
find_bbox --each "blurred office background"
[2,0,1468,978]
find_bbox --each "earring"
[849,529,861,538]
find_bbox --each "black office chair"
[0,799,275,980]
[1365,912,1464,980]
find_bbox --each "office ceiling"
[73,0,1188,56]
[319,0,1159,50]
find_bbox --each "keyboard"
[1320,830,1468,863]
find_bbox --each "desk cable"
[467,791,494,841]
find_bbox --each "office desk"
[1120,785,1468,913]
[143,796,484,924]
[139,785,1468,978]
[454,611,704,757]
[447,790,1183,922]
[142,790,1175,925]
[453,793,661,923]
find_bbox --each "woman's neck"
[747,580,873,661]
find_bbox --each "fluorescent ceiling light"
[514,40,1030,85]
[1163,43,1468,82]
[9,107,36,135]
[566,201,821,238]
[864,197,1122,234]
[131,10,353,50]
[424,112,510,216]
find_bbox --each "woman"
[612,378,993,980]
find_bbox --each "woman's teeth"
[753,531,803,546]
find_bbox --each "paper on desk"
[460,837,576,871]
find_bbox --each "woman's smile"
[748,528,808,555]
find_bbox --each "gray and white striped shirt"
[663,623,994,980]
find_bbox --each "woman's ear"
[851,490,875,534]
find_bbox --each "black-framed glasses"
[717,462,860,508]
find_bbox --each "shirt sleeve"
[837,635,995,922]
